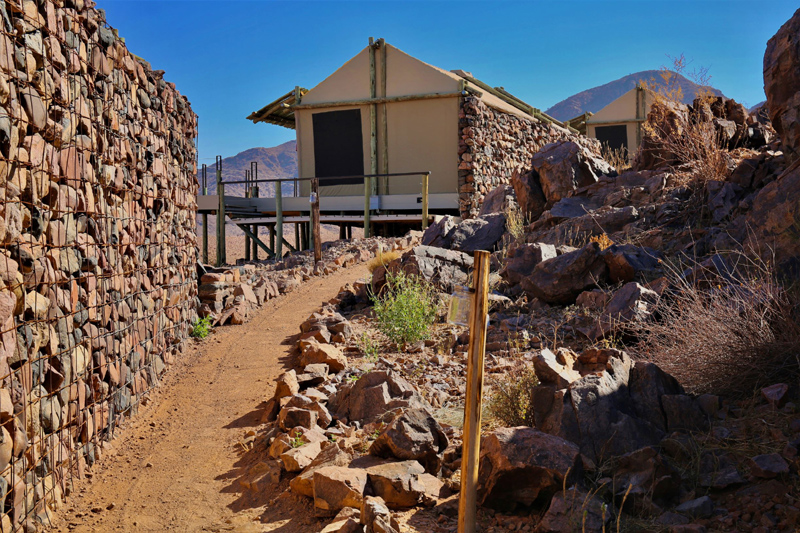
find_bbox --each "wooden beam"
[380,38,389,193]
[311,178,321,263]
[421,172,430,230]
[458,250,491,533]
[363,176,371,238]
[369,38,378,187]
[235,224,274,257]
[291,91,469,110]
[275,179,283,259]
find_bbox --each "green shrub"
[488,366,539,427]
[190,315,214,339]
[371,271,438,346]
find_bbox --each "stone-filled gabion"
[458,96,600,218]
[0,0,198,529]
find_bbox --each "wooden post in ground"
[251,162,259,260]
[275,179,283,259]
[201,164,208,264]
[244,170,251,262]
[422,172,430,229]
[311,178,321,263]
[364,175,371,238]
[215,156,226,266]
[458,250,491,533]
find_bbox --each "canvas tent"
[585,85,656,161]
[248,39,567,215]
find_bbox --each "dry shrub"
[633,253,800,396]
[367,250,402,273]
[589,232,614,250]
[487,366,539,427]
[601,144,631,171]
[637,54,729,182]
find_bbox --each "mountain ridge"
[545,70,725,121]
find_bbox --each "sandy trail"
[51,264,370,533]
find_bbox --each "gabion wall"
[0,0,198,528]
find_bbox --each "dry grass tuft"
[367,250,402,273]
[633,252,800,396]
[589,232,614,250]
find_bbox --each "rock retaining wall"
[0,0,198,529]
[458,96,597,218]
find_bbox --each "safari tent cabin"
[585,85,656,162]
[247,39,576,223]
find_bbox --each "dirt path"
[51,264,370,533]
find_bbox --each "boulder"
[610,447,681,512]
[361,496,400,533]
[600,244,662,284]
[395,245,473,292]
[290,444,353,497]
[369,408,449,474]
[745,163,800,265]
[300,341,347,372]
[764,8,800,163]
[661,395,709,433]
[635,100,691,171]
[532,348,580,389]
[499,242,557,287]
[531,140,613,204]
[748,453,789,479]
[328,371,430,425]
[511,167,547,221]
[479,184,516,216]
[449,213,506,253]
[281,441,323,473]
[523,242,608,304]
[278,407,318,431]
[592,282,659,338]
[675,496,714,519]
[365,460,443,509]
[313,466,369,516]
[628,362,684,433]
[761,383,789,408]
[420,216,458,248]
[477,427,582,511]
[274,370,300,399]
[537,488,611,533]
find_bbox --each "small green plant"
[190,315,213,339]
[346,374,360,383]
[368,423,383,441]
[371,271,438,345]
[290,430,305,449]
[487,365,539,427]
[358,332,380,362]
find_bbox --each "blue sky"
[96,0,798,165]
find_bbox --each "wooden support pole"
[369,37,378,198]
[216,156,226,266]
[202,213,208,264]
[380,38,389,194]
[364,175,371,238]
[244,171,251,262]
[311,178,321,263]
[458,250,491,533]
[236,224,274,257]
[269,223,275,251]
[422,172,430,229]
[275,179,283,259]
[295,223,300,250]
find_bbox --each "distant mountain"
[198,141,298,198]
[545,70,725,122]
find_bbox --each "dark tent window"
[594,124,628,152]
[312,109,364,185]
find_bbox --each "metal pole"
[458,250,490,533]
[201,164,208,264]
[422,172,430,230]
[275,179,283,259]
[215,155,225,266]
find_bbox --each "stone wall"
[0,0,198,529]
[458,96,590,218]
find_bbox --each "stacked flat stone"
[458,96,600,219]
[0,0,198,529]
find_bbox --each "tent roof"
[246,88,307,129]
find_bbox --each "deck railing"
[200,163,430,266]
